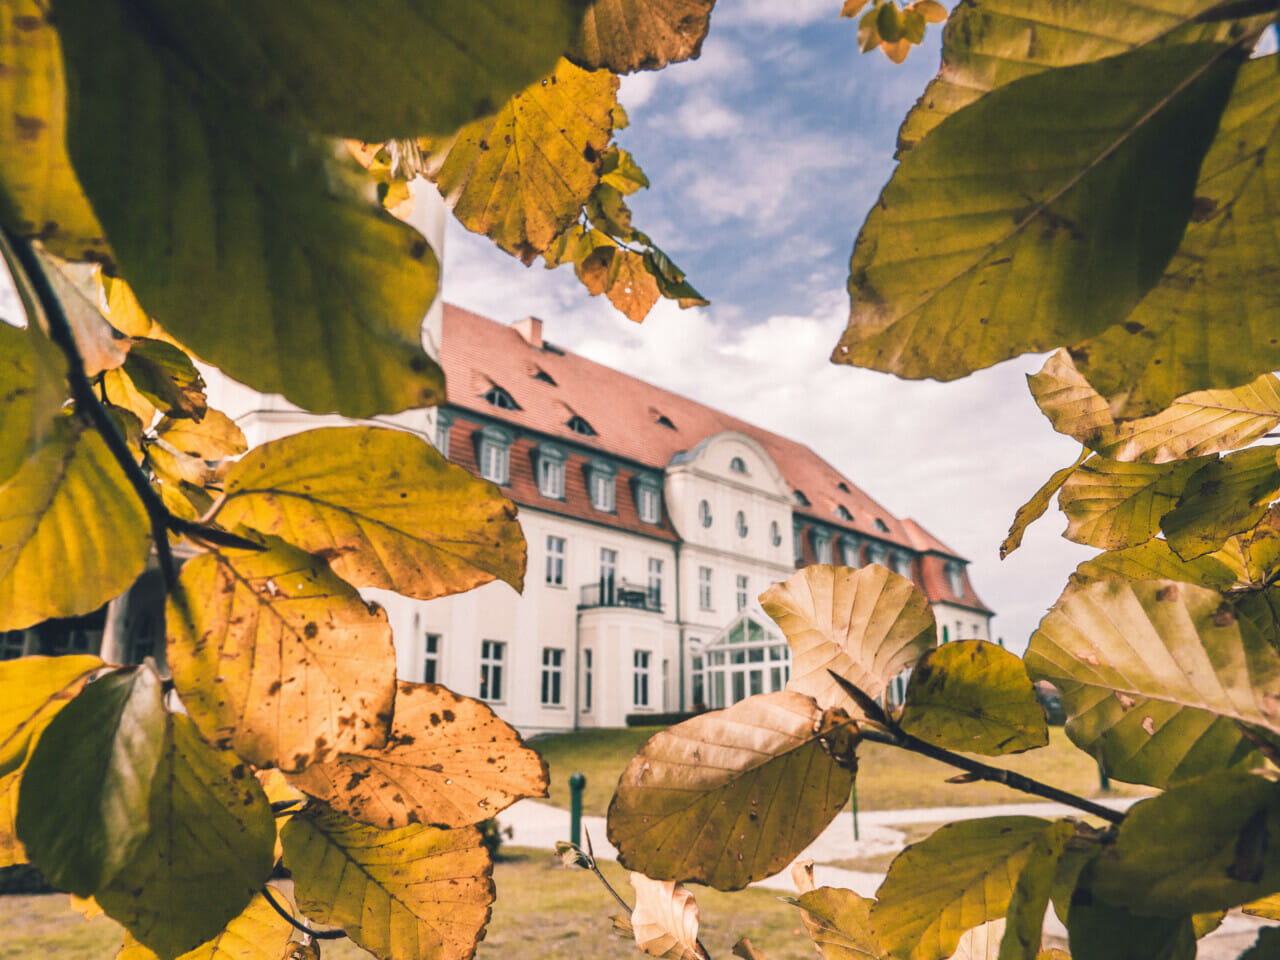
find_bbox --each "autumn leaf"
[608,691,856,890]
[217,426,526,600]
[629,873,709,960]
[155,410,247,460]
[792,887,888,960]
[114,892,296,960]
[569,0,715,73]
[1058,455,1211,551]
[288,680,548,829]
[761,564,935,713]
[1161,447,1280,560]
[166,539,397,772]
[1001,449,1089,559]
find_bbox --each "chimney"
[512,316,543,349]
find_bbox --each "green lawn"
[533,725,1152,816]
[0,848,817,960]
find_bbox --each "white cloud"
[718,0,841,26]
[675,93,744,139]
[619,71,661,110]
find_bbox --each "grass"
[533,726,1153,816]
[0,848,818,960]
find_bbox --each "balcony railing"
[579,578,662,614]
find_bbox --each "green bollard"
[569,772,586,847]
[1098,761,1110,793]
[851,781,859,842]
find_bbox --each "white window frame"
[541,647,565,707]
[423,633,441,684]
[735,574,749,612]
[946,561,965,595]
[813,530,833,565]
[635,478,661,524]
[477,425,512,485]
[536,443,566,499]
[581,648,593,712]
[633,649,652,708]
[479,639,505,702]
[841,538,861,567]
[698,566,713,611]
[546,535,565,586]
[647,557,663,608]
[434,411,453,459]
[588,460,616,513]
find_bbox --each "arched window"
[794,490,810,507]
[483,385,519,410]
[699,499,713,528]
[729,456,747,474]
[835,505,852,521]
[735,510,748,538]
[874,518,889,532]
[567,415,596,436]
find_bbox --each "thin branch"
[831,671,1126,825]
[584,828,633,915]
[260,885,347,940]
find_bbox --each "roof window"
[835,505,852,521]
[875,518,889,533]
[794,490,810,507]
[533,368,557,385]
[656,415,676,429]
[483,385,520,410]
[837,481,851,493]
[567,415,596,436]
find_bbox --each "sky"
[439,3,1097,652]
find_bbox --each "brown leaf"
[570,0,715,73]
[630,873,709,960]
[792,859,816,894]
[289,681,548,829]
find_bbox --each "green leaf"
[1069,538,1242,590]
[792,887,889,960]
[1001,448,1089,559]
[96,714,276,960]
[282,804,494,960]
[167,538,397,772]
[288,680,549,829]
[900,640,1048,756]
[1070,55,1280,419]
[834,44,1238,382]
[217,426,526,600]
[103,0,583,141]
[155,410,247,460]
[896,0,1261,154]
[760,564,935,713]
[870,817,1053,960]
[0,417,151,631]
[1091,772,1280,916]
[569,0,715,73]
[1066,870,1195,960]
[0,321,60,486]
[1241,928,1280,960]
[121,340,207,422]
[16,667,167,896]
[1058,454,1211,551]
[607,691,856,891]
[0,0,109,262]
[419,59,618,263]
[1030,350,1280,463]
[644,247,709,308]
[1025,578,1280,788]
[999,822,1074,960]
[54,0,443,419]
[0,654,101,868]
[1161,447,1280,560]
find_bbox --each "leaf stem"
[584,828,633,915]
[260,884,347,940]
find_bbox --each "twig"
[830,671,1126,825]
[260,885,346,940]
[584,828,633,914]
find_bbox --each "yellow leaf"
[1001,449,1089,559]
[0,321,61,486]
[761,564,935,713]
[156,410,247,460]
[1058,454,1211,550]
[167,539,396,772]
[0,655,102,867]
[419,60,618,263]
[608,691,857,890]
[0,1,110,262]
[70,894,103,921]
[629,873,708,960]
[0,417,151,630]
[910,0,947,23]
[605,248,663,323]
[290,681,548,829]
[113,890,293,960]
[217,426,526,600]
[569,0,715,73]
[792,886,888,960]
[282,804,494,960]
[841,0,872,17]
[99,271,154,338]
[103,367,159,427]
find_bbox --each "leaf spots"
[1190,196,1219,222]
[1156,585,1179,602]
[1142,716,1156,735]
[303,621,318,639]
[1115,691,1136,710]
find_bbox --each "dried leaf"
[630,873,708,960]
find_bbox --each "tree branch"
[260,884,347,940]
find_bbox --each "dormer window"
[735,511,748,538]
[841,538,861,567]
[875,518,889,533]
[483,385,519,410]
[567,415,596,436]
[794,490,810,507]
[699,500,713,528]
[867,542,888,566]
[533,368,557,385]
[837,481,851,493]
[835,505,852,521]
[635,477,661,524]
[477,425,513,485]
[434,410,453,459]
[588,460,616,512]
[656,414,676,429]
[536,443,566,500]
[730,457,747,474]
[813,530,832,564]
[946,561,965,596]
[891,553,912,578]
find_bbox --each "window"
[633,650,651,707]
[423,633,441,684]
[533,367,557,385]
[699,499,712,528]
[794,490,810,506]
[699,566,713,610]
[0,630,26,660]
[891,553,912,578]
[729,456,747,474]
[483,384,519,409]
[588,461,616,512]
[837,481,851,493]
[735,510,748,538]
[567,415,596,436]
[702,617,790,708]
[582,649,593,712]
[656,414,676,429]
[691,653,705,707]
[835,505,852,521]
[794,522,805,564]
[479,640,505,701]
[477,425,512,485]
[647,558,663,608]
[536,444,566,499]
[770,520,781,547]
[942,625,950,643]
[600,548,617,603]
[546,536,565,586]
[736,574,749,611]
[813,530,832,564]
[946,561,965,596]
[867,543,888,566]
[841,538,861,567]
[956,621,963,642]
[434,411,452,459]
[875,518,890,532]
[636,478,661,524]
[541,648,564,706]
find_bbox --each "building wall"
[933,602,992,644]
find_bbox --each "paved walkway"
[498,797,1274,958]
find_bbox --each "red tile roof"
[902,519,992,614]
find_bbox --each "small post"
[850,782,860,842]
[1097,760,1111,793]
[569,772,587,847]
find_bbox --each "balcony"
[579,578,662,614]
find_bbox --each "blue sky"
[443,2,1097,652]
